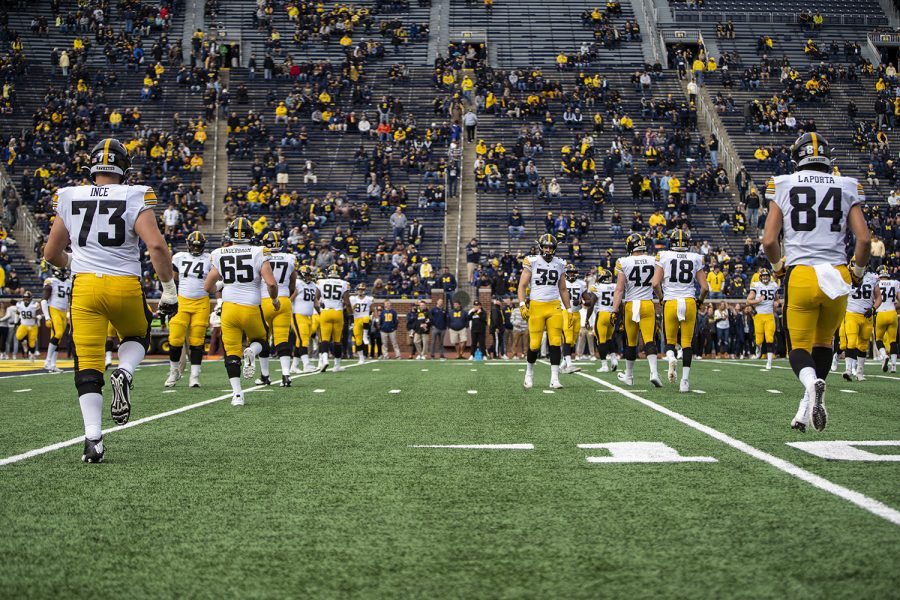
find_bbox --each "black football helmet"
[88,138,132,182]
[597,267,613,284]
[261,231,282,250]
[228,217,253,243]
[625,233,646,254]
[669,228,690,250]
[186,231,206,256]
[565,263,578,282]
[791,132,831,172]
[538,233,558,261]
[51,266,68,280]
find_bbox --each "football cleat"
[616,372,634,386]
[597,364,610,373]
[332,365,345,373]
[523,373,533,389]
[830,355,838,372]
[549,378,563,389]
[81,437,105,463]
[319,363,329,374]
[650,376,663,388]
[303,365,319,373]
[883,355,890,373]
[290,366,303,375]
[281,375,292,387]
[790,420,807,433]
[842,370,853,382]
[667,358,677,383]
[679,379,690,393]
[231,393,245,406]
[189,373,201,388]
[164,367,182,388]
[811,379,827,432]
[109,368,133,426]
[255,375,272,386]
[855,370,866,382]
[242,348,256,380]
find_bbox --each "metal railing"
[1,166,44,263]
[454,135,464,284]
[639,0,664,65]
[869,31,900,45]
[673,10,888,26]
[694,84,742,186]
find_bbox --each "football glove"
[157,279,179,316]
[848,257,866,287]
[771,257,787,280]
[864,308,873,319]
[519,302,529,320]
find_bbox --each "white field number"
[787,441,900,462]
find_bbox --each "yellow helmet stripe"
[237,219,243,237]
[810,133,818,157]
[102,138,111,165]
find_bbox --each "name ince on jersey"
[90,187,110,196]
[796,174,835,184]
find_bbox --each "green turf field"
[1,358,899,599]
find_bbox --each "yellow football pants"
[220,301,268,357]
[594,310,615,343]
[753,313,776,346]
[167,296,211,348]
[353,316,371,349]
[528,299,563,349]
[844,312,872,353]
[15,324,38,349]
[563,313,581,345]
[875,310,898,348]
[784,265,850,352]
[319,308,344,343]
[838,319,847,350]
[293,314,314,348]
[663,298,696,348]
[71,274,152,373]
[262,296,292,347]
[624,300,656,347]
[47,307,68,341]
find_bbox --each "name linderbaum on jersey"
[42,138,178,463]
[762,132,871,433]
[166,231,212,389]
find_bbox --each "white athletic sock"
[611,353,619,367]
[190,364,201,377]
[249,341,263,357]
[766,352,774,367]
[625,360,635,378]
[259,356,270,377]
[116,340,144,376]
[79,392,103,440]
[229,376,242,394]
[600,359,608,369]
[526,363,534,376]
[170,360,179,370]
[857,357,866,372]
[335,358,342,369]
[794,391,810,424]
[47,343,58,364]
[320,351,329,364]
[892,354,897,367]
[647,354,659,378]
[798,366,817,391]
[279,355,291,374]
[105,350,113,365]
[551,364,559,380]
[845,357,856,372]
[291,357,300,370]
[358,350,364,361]
[301,355,310,369]
[682,366,691,381]
[563,355,570,368]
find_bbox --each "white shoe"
[332,366,345,372]
[0,353,6,360]
[523,373,533,389]
[242,348,256,379]
[48,366,63,374]
[617,372,634,386]
[650,376,663,388]
[765,364,772,371]
[549,378,563,389]
[890,364,897,373]
[667,358,676,383]
[43,359,51,370]
[883,355,890,373]
[679,379,690,393]
[856,370,866,382]
[30,353,35,363]
[290,366,303,375]
[189,373,201,388]
[231,393,245,406]
[589,356,597,361]
[502,354,509,360]
[358,358,365,365]
[303,365,319,373]
[676,348,683,360]
[468,355,474,361]
[830,356,838,372]
[597,364,610,372]
[164,367,181,388]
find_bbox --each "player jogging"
[652,229,707,392]
[165,231,211,388]
[874,266,898,372]
[350,282,374,365]
[317,265,351,372]
[762,132,870,432]
[584,267,618,373]
[257,231,296,387]
[746,267,780,370]
[612,233,662,388]
[290,265,320,373]
[205,217,280,406]
[43,138,178,463]
[517,234,573,389]
[842,270,880,381]
[41,266,72,372]
[561,263,587,374]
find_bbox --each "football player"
[841,269,879,381]
[350,282,374,365]
[875,266,898,372]
[165,231,211,388]
[653,228,707,392]
[561,263,587,374]
[43,138,178,462]
[584,267,618,373]
[257,231,296,387]
[762,132,870,432]
[205,217,280,406]
[517,233,573,389]
[746,267,780,370]
[41,266,72,372]
[15,291,41,361]
[290,265,320,373]
[316,264,351,372]
[612,233,662,387]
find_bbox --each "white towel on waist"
[631,300,642,323]
[813,263,851,299]
[676,298,687,321]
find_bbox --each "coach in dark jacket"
[429,298,447,358]
[468,301,487,357]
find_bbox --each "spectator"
[390,207,408,241]
[411,300,432,360]
[448,300,469,358]
[463,109,478,143]
[465,238,480,284]
[508,207,525,238]
[430,298,447,359]
[707,263,725,299]
[163,203,181,237]
[379,301,402,359]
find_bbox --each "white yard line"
[0,361,172,380]
[410,444,534,450]
[0,363,363,467]
[568,367,900,527]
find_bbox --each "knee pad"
[295,345,308,357]
[189,345,204,365]
[121,335,149,350]
[891,342,898,354]
[788,349,815,377]
[170,344,183,362]
[598,341,609,359]
[845,348,857,360]
[275,341,291,357]
[224,355,242,378]
[664,343,675,353]
[256,341,270,358]
[75,369,104,396]
[624,346,637,361]
[332,343,343,359]
[526,348,538,364]
[49,337,60,346]
[548,345,561,365]
[642,342,658,356]
[682,348,693,367]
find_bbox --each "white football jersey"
[565,279,587,308]
[317,278,349,310]
[846,272,879,315]
[173,251,212,300]
[16,301,40,326]
[44,276,72,311]
[210,244,270,306]
[293,280,318,316]
[749,280,779,314]
[616,255,656,302]
[523,255,566,302]
[53,184,157,277]
[656,250,703,301]
[352,294,374,319]
[589,282,616,312]
[877,278,899,313]
[262,251,296,298]
[766,172,863,267]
